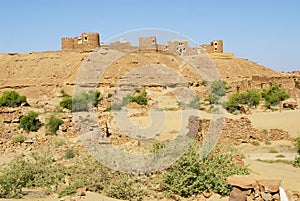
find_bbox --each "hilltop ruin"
[61,32,223,55]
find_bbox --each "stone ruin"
[227,175,300,201]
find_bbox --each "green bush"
[251,141,260,146]
[151,142,167,153]
[67,156,112,193]
[58,182,82,198]
[129,91,148,105]
[211,80,227,97]
[18,111,41,133]
[105,174,147,200]
[161,144,250,197]
[60,96,72,110]
[0,91,27,107]
[60,90,102,112]
[225,89,261,113]
[294,137,300,167]
[261,83,290,108]
[12,134,26,143]
[294,156,300,167]
[206,80,227,104]
[45,115,64,135]
[208,93,221,104]
[105,95,131,112]
[295,137,300,154]
[64,149,76,159]
[187,96,200,109]
[0,153,65,198]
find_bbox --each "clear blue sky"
[0,0,299,72]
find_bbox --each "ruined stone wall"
[201,40,223,53]
[166,40,198,56]
[109,41,138,52]
[61,38,74,50]
[228,76,299,98]
[227,175,300,201]
[191,116,290,145]
[61,32,100,52]
[138,36,157,51]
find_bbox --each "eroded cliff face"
[0,51,88,102]
[0,48,299,105]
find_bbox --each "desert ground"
[0,48,299,200]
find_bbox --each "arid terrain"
[0,47,300,201]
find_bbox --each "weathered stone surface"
[227,175,258,189]
[194,116,290,145]
[261,192,272,201]
[257,179,281,193]
[229,187,247,201]
[202,189,213,198]
[272,193,280,200]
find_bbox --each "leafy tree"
[18,111,41,133]
[261,83,290,108]
[0,91,27,107]
[225,89,261,113]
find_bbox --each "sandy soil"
[244,159,300,191]
[248,110,300,138]
[0,191,124,201]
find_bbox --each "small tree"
[18,111,41,133]
[225,89,261,113]
[261,83,290,108]
[211,80,226,97]
[207,80,227,104]
[0,91,27,107]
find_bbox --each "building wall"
[167,40,198,56]
[139,36,157,51]
[201,40,223,53]
[109,40,138,52]
[61,32,100,52]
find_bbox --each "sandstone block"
[227,175,258,189]
[257,179,281,193]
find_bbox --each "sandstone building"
[61,32,223,55]
[61,32,100,52]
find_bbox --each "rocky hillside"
[0,48,298,103]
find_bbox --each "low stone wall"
[227,175,300,201]
[190,116,290,145]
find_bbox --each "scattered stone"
[261,192,272,201]
[202,189,213,198]
[257,179,281,193]
[272,193,280,200]
[171,194,181,200]
[229,187,247,201]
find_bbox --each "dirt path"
[245,158,300,191]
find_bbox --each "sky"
[0,0,299,72]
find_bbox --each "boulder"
[229,187,247,201]
[227,175,258,189]
[282,102,298,110]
